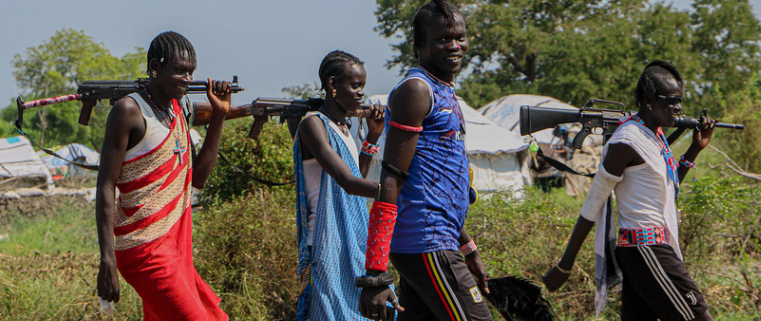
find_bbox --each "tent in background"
[351,94,531,198]
[480,94,602,196]
[38,143,100,170]
[0,136,54,189]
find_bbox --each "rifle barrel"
[673,116,744,130]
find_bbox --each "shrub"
[199,118,295,205]
[194,188,298,320]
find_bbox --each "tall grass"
[0,196,143,320]
[1,176,759,320]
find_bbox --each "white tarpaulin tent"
[0,136,54,188]
[480,94,602,195]
[350,94,530,196]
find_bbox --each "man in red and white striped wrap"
[96,31,230,321]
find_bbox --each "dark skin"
[542,77,716,321]
[95,51,231,303]
[359,12,489,321]
[298,63,385,197]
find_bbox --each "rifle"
[520,98,744,149]
[15,76,244,130]
[192,97,376,140]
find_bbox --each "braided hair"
[146,31,197,75]
[634,60,684,109]
[412,0,461,59]
[318,50,364,91]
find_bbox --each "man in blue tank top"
[356,1,493,320]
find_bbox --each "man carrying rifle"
[357,1,492,320]
[95,31,229,321]
[543,60,716,321]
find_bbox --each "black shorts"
[615,244,708,321]
[390,250,493,321]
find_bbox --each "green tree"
[281,82,321,100]
[1,28,145,150]
[374,0,761,115]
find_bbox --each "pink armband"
[388,120,423,133]
[365,201,398,272]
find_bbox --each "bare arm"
[543,143,637,291]
[458,228,490,294]
[358,104,385,178]
[299,115,378,198]
[95,97,145,303]
[192,79,231,189]
[377,79,430,205]
[677,117,715,183]
[358,79,430,319]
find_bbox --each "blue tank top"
[388,67,470,254]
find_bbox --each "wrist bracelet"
[556,263,572,275]
[679,154,698,181]
[459,239,477,256]
[355,273,395,288]
[361,140,380,156]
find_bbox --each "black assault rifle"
[520,98,744,149]
[15,76,244,130]
[192,97,376,140]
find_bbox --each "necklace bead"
[144,89,173,125]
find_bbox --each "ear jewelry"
[151,70,157,78]
[332,88,337,98]
[647,104,652,110]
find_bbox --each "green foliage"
[281,82,322,100]
[0,28,145,150]
[194,189,298,320]
[2,179,760,319]
[199,118,295,204]
[0,196,143,320]
[374,0,761,113]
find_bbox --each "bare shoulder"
[603,143,644,176]
[388,78,431,126]
[108,96,143,125]
[298,114,326,138]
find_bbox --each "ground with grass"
[0,176,759,320]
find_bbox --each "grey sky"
[1,0,759,109]
[0,0,402,107]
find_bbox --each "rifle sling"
[16,129,100,171]
[536,146,596,178]
[215,151,295,187]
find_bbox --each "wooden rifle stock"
[192,97,376,140]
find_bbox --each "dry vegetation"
[1,176,759,320]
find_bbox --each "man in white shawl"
[542,60,716,321]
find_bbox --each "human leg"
[615,245,708,321]
[390,251,492,321]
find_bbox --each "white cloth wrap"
[583,119,682,317]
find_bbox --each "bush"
[194,188,298,320]
[199,118,295,205]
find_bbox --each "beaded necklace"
[319,107,349,136]
[144,89,174,127]
[628,114,679,199]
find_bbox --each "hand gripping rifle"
[13,76,243,172]
[190,97,378,187]
[519,98,744,176]
[191,97,376,140]
[15,76,244,130]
